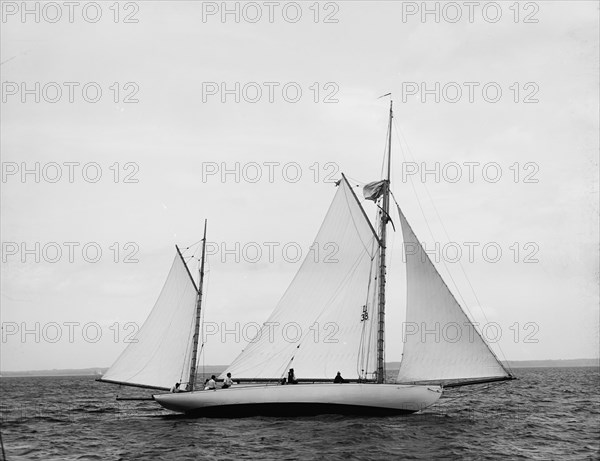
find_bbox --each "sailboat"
[99,101,515,416]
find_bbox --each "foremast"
[377,100,393,384]
[188,219,207,391]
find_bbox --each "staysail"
[396,205,511,384]
[221,176,380,380]
[100,251,199,390]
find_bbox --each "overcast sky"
[1,1,598,372]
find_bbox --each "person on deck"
[222,372,234,389]
[170,382,181,393]
[288,368,298,384]
[205,375,217,390]
[334,372,347,383]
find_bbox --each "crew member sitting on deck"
[222,372,234,389]
[333,372,347,383]
[288,368,298,384]
[170,382,181,393]
[205,375,217,390]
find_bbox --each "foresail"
[222,177,380,381]
[101,252,198,390]
[396,206,510,384]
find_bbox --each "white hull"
[153,383,443,416]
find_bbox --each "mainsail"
[222,177,380,380]
[396,205,511,384]
[100,251,199,390]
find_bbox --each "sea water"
[1,367,598,460]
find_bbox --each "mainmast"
[188,219,208,391]
[377,100,393,384]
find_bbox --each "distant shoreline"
[1,359,598,378]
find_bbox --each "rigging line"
[355,208,383,379]
[199,247,210,338]
[180,236,207,385]
[342,174,382,247]
[266,247,373,379]
[391,122,479,325]
[392,123,513,374]
[195,242,212,382]
[380,113,391,179]
[225,283,318,378]
[390,122,475,322]
[341,183,379,257]
[395,200,511,379]
[226,262,349,378]
[383,209,397,374]
[375,191,392,378]
[183,255,197,267]
[250,182,353,325]
[280,351,300,380]
[357,318,368,377]
[228,334,311,380]
[125,256,192,383]
[434,381,510,408]
[228,194,375,379]
[323,248,373,316]
[356,257,375,378]
[365,238,381,378]
[344,204,376,255]
[183,239,203,252]
[295,248,371,347]
[367,253,379,378]
[251,348,299,379]
[392,188,512,379]
[345,175,368,187]
[181,286,197,385]
[357,243,377,378]
[400,190,513,373]
[273,227,373,337]
[393,193,474,327]
[200,256,210,379]
[392,122,481,319]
